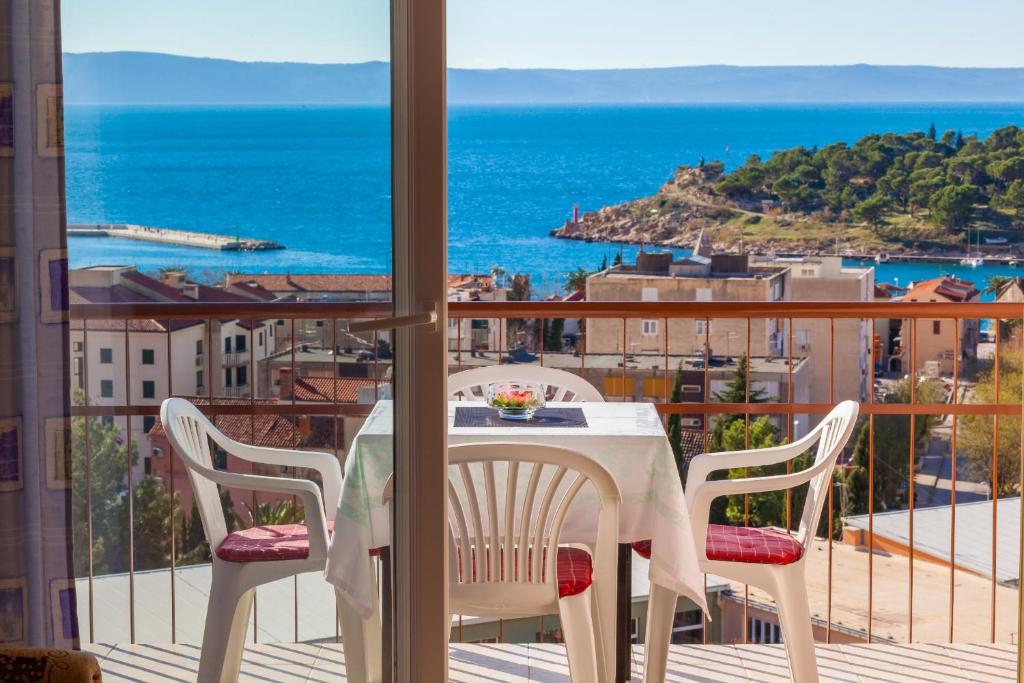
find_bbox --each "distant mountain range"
[62,52,1024,105]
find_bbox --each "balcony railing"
[68,299,1024,666]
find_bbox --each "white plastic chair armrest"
[684,431,821,499]
[687,454,836,561]
[204,468,331,562]
[206,431,342,519]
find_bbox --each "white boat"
[984,236,1009,245]
[959,256,983,267]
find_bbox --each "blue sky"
[61,0,1023,69]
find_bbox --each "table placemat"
[453,406,588,429]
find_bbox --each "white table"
[326,400,707,623]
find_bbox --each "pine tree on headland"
[928,122,937,141]
[600,254,608,271]
[613,250,623,266]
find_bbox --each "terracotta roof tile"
[905,276,979,303]
[227,273,494,295]
[290,376,383,403]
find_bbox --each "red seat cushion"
[555,547,593,598]
[217,523,321,562]
[631,526,802,566]
[705,525,803,565]
[216,520,387,563]
[631,539,652,559]
[455,546,593,599]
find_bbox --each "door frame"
[390,0,449,679]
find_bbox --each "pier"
[68,224,284,251]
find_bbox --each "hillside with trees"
[554,125,1024,255]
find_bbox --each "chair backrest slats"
[517,462,544,582]
[448,366,604,403]
[796,401,859,548]
[448,480,473,582]
[458,462,488,581]
[162,399,230,550]
[483,461,500,581]
[503,461,519,581]
[448,443,619,597]
[531,466,567,584]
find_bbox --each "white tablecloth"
[325,400,707,620]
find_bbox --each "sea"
[65,103,1024,298]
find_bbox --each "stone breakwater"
[68,224,284,251]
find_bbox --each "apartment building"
[586,252,789,358]
[752,256,874,403]
[225,272,506,352]
[587,252,873,404]
[899,276,980,376]
[70,266,278,478]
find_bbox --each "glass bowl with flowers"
[486,382,546,421]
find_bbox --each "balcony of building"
[67,298,1023,681]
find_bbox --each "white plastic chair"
[448,365,604,402]
[638,400,859,683]
[447,442,620,682]
[160,398,380,683]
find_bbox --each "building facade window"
[933,320,941,335]
[258,332,264,347]
[141,348,155,365]
[748,616,782,644]
[695,320,707,336]
[143,416,156,433]
[100,380,113,398]
[224,337,232,353]
[196,339,203,355]
[236,366,248,386]
[142,381,155,399]
[196,370,204,391]
[642,320,658,336]
[235,334,247,352]
[224,368,233,387]
[99,348,113,364]
[672,610,706,644]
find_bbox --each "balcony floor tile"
[83,642,1016,682]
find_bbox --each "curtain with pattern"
[0,0,76,648]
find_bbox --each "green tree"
[928,122,937,141]
[72,402,133,576]
[666,361,690,482]
[999,179,1024,217]
[842,377,944,514]
[960,351,1021,497]
[236,499,305,527]
[543,317,565,352]
[131,478,176,571]
[929,184,979,228]
[985,275,1014,297]
[71,389,180,575]
[564,267,588,294]
[718,417,786,527]
[853,193,890,229]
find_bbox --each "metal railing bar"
[867,320,875,643]
[82,326,95,643]
[908,318,916,643]
[827,317,835,643]
[992,323,1001,644]
[166,321,177,644]
[68,300,1024,321]
[124,320,136,644]
[949,317,959,644]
